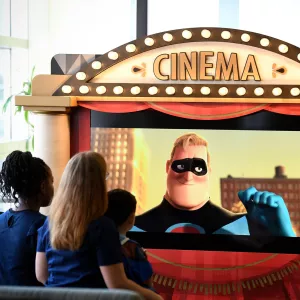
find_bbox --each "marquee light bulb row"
[61,84,300,97]
[76,30,298,73]
[101,30,294,62]
[53,27,300,97]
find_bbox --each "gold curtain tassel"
[204,285,209,295]
[271,273,277,281]
[258,278,264,287]
[214,284,218,295]
[179,280,183,290]
[267,275,273,285]
[172,280,177,289]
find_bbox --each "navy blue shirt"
[37,216,122,288]
[0,209,46,286]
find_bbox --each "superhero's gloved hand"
[238,186,296,237]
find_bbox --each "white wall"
[28,0,300,75]
[148,0,219,34]
[28,0,136,74]
[240,0,300,46]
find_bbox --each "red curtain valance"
[79,102,300,120]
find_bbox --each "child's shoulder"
[122,238,147,260]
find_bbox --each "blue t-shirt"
[0,209,46,286]
[120,235,154,290]
[37,216,122,288]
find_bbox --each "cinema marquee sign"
[153,52,260,81]
[52,28,300,100]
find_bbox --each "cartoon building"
[91,128,149,215]
[221,166,300,235]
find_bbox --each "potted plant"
[1,66,35,150]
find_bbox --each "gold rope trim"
[147,102,269,119]
[152,258,300,295]
[147,251,278,271]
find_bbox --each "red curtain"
[147,250,300,299]
[79,102,300,120]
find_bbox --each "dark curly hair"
[105,189,137,227]
[0,151,50,204]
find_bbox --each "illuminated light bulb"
[148,86,158,95]
[144,37,154,46]
[272,87,282,96]
[183,87,193,95]
[165,86,175,95]
[79,85,89,94]
[200,86,210,95]
[201,29,211,39]
[254,87,264,96]
[218,87,228,96]
[221,31,231,40]
[182,30,192,39]
[163,33,173,42]
[131,86,141,95]
[62,85,72,94]
[241,33,250,42]
[236,87,246,96]
[108,51,118,60]
[260,38,270,47]
[113,86,123,95]
[76,72,86,80]
[278,44,288,53]
[92,61,101,69]
[298,53,300,61]
[126,44,136,53]
[96,86,106,94]
[291,88,300,96]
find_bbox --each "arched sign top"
[53,27,300,99]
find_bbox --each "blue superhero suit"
[132,187,296,237]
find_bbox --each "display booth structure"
[16,27,300,299]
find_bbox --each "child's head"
[106,189,137,233]
[0,150,54,208]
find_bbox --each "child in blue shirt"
[0,151,54,286]
[105,189,155,291]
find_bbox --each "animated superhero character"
[133,133,295,237]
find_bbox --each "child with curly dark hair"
[0,150,54,286]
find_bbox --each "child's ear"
[128,212,135,224]
[40,181,46,194]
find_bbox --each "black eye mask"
[171,158,208,176]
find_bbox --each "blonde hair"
[49,151,108,251]
[170,133,210,165]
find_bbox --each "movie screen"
[91,128,300,238]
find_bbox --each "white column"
[33,113,70,215]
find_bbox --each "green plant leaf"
[2,95,14,113]
[26,82,32,95]
[31,135,35,150]
[15,105,22,114]
[30,66,35,81]
[24,110,34,128]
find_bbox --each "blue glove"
[238,186,296,237]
